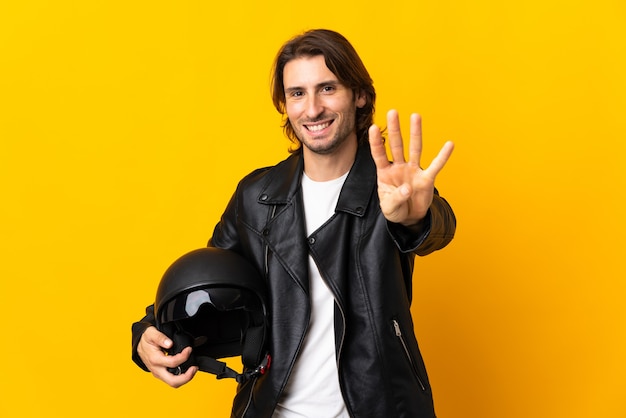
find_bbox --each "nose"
[304,94,323,119]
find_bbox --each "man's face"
[283,55,365,155]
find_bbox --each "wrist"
[400,210,431,233]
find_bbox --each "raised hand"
[368,110,454,226]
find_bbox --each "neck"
[302,138,357,181]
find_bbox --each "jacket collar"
[257,143,376,218]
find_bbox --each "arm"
[208,187,241,251]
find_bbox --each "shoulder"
[237,151,301,190]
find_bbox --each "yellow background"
[1,0,625,417]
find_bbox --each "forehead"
[283,55,339,88]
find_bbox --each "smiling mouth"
[304,121,333,132]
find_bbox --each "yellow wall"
[1,1,624,417]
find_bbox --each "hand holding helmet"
[136,326,198,388]
[138,247,270,387]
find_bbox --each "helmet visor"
[158,286,263,357]
[160,286,261,321]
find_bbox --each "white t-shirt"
[272,172,349,418]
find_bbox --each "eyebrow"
[284,80,341,95]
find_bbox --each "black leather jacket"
[132,143,456,417]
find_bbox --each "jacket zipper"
[392,319,426,391]
[335,300,356,417]
[240,376,258,416]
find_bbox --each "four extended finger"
[424,141,455,179]
[368,124,391,169]
[386,109,406,163]
[408,113,423,166]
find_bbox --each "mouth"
[304,120,333,132]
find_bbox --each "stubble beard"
[293,108,358,156]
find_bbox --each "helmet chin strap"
[167,324,271,383]
[196,353,271,383]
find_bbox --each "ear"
[355,90,367,109]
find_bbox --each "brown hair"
[271,29,376,150]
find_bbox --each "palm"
[369,110,454,226]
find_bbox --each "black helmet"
[154,247,270,383]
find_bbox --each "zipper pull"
[393,319,402,337]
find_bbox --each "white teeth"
[306,122,330,132]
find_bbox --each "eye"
[288,90,304,99]
[321,85,336,93]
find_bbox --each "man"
[132,29,456,418]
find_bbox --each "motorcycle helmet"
[154,247,270,383]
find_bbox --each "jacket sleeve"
[130,304,156,372]
[386,191,456,256]
[208,179,247,252]
[208,192,239,251]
